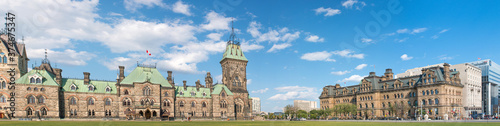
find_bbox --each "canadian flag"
[146,50,151,56]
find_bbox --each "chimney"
[84,72,90,85]
[443,63,451,82]
[205,72,213,91]
[183,80,187,90]
[118,66,125,83]
[196,80,201,91]
[54,68,62,84]
[167,71,173,84]
[369,72,376,77]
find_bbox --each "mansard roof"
[61,78,117,94]
[120,66,172,87]
[221,44,247,62]
[15,69,59,86]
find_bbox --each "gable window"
[191,91,195,96]
[124,90,129,95]
[179,91,184,95]
[221,92,225,98]
[105,86,111,92]
[70,97,77,105]
[88,85,95,92]
[36,78,41,83]
[30,77,35,83]
[70,84,77,91]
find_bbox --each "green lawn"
[0,121,499,126]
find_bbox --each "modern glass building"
[469,59,500,116]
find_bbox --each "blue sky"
[1,0,500,112]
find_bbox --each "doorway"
[145,109,151,119]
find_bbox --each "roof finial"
[45,49,47,59]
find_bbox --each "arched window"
[431,90,434,95]
[422,99,426,105]
[123,98,131,106]
[41,107,47,115]
[163,100,171,107]
[0,95,5,103]
[105,98,111,106]
[40,88,45,91]
[221,92,225,97]
[38,96,45,104]
[88,85,94,92]
[28,95,36,104]
[36,78,41,83]
[202,92,207,96]
[414,100,418,107]
[179,91,184,95]
[143,86,151,96]
[235,76,241,86]
[191,101,196,107]
[3,56,6,63]
[435,98,439,105]
[30,77,35,83]
[202,102,207,107]
[70,97,77,105]
[382,103,385,108]
[365,103,368,108]
[179,101,184,107]
[34,87,38,91]
[359,104,362,108]
[124,90,129,95]
[164,92,169,97]
[190,91,195,96]
[435,89,439,94]
[371,103,374,108]
[422,90,425,95]
[428,99,433,105]
[88,98,95,105]
[426,90,429,95]
[26,107,33,116]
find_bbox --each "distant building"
[468,59,500,116]
[252,97,261,114]
[294,100,318,112]
[397,63,483,117]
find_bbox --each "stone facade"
[320,64,465,119]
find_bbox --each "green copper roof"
[211,84,233,95]
[61,78,117,94]
[175,86,212,98]
[221,44,248,62]
[120,67,172,87]
[15,69,59,86]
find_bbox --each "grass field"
[0,121,500,126]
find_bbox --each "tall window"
[422,90,425,95]
[163,100,170,107]
[435,98,439,105]
[179,101,184,107]
[123,98,131,106]
[435,89,439,94]
[38,96,45,104]
[235,76,241,86]
[105,98,111,106]
[88,98,95,105]
[202,102,207,107]
[3,56,6,63]
[70,97,77,105]
[1,81,5,89]
[191,101,196,107]
[143,86,151,96]
[0,95,5,103]
[190,91,195,96]
[41,107,47,116]
[28,95,36,104]
[124,90,129,95]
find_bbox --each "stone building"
[294,100,318,112]
[320,64,465,119]
[0,33,29,119]
[0,28,252,120]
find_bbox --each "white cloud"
[241,41,264,52]
[342,0,366,10]
[361,38,373,43]
[101,57,135,70]
[267,43,292,53]
[395,37,409,42]
[172,0,192,16]
[331,70,350,75]
[109,12,123,16]
[251,88,268,93]
[411,28,427,34]
[337,75,365,83]
[206,33,223,41]
[396,28,408,34]
[400,54,413,61]
[314,7,341,17]
[29,48,95,66]
[305,35,324,42]
[268,86,319,100]
[216,74,223,83]
[247,79,252,85]
[246,12,257,18]
[439,29,449,34]
[201,11,233,31]
[431,35,439,39]
[438,55,453,60]
[332,50,365,59]
[124,0,167,12]
[300,51,335,62]
[355,64,367,70]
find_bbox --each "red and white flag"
[146,50,151,56]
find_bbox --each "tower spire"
[42,49,50,64]
[227,18,240,46]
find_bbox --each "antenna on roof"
[21,36,24,44]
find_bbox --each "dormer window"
[179,91,184,95]
[191,91,195,96]
[202,92,207,96]
[105,86,111,92]
[36,78,41,83]
[70,84,77,91]
[30,77,35,83]
[88,85,95,92]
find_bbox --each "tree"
[284,104,299,119]
[297,110,308,118]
